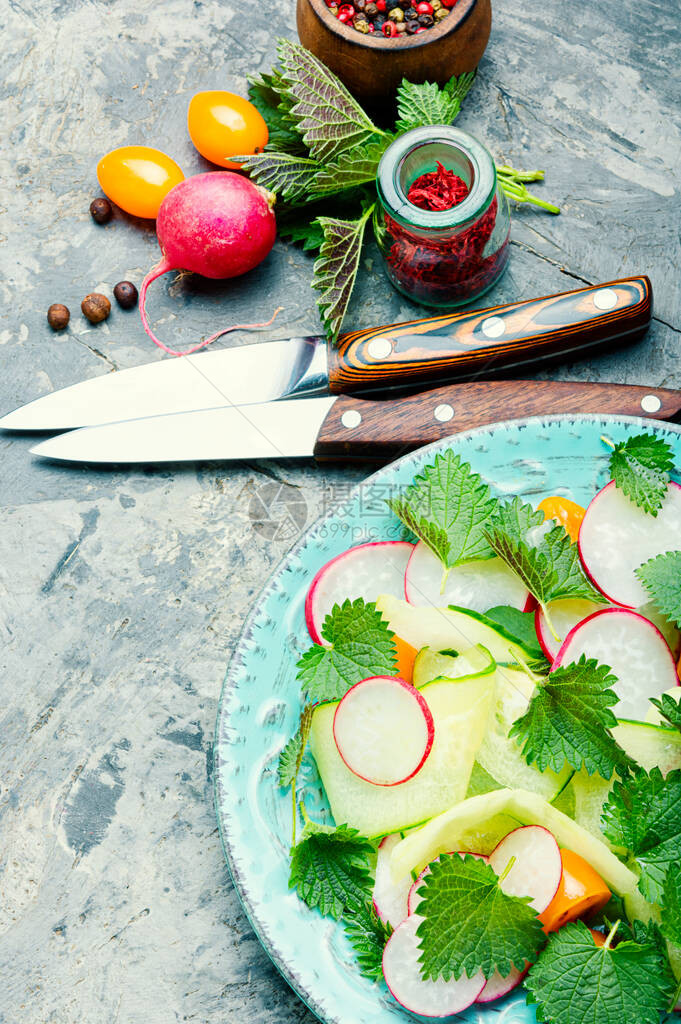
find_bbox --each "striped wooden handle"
[327,277,652,394]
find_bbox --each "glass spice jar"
[374,126,511,308]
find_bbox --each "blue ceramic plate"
[214,414,681,1024]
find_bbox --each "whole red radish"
[139,171,277,356]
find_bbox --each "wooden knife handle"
[313,379,681,462]
[327,277,652,394]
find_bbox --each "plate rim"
[214,412,681,1024]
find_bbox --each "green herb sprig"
[238,40,560,342]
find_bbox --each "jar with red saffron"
[375,126,511,308]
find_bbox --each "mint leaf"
[297,597,396,703]
[509,656,633,778]
[415,854,544,981]
[524,920,671,1024]
[277,39,385,164]
[649,692,681,732]
[313,204,374,343]
[602,766,681,903]
[289,821,373,919]
[235,151,322,202]
[395,78,463,134]
[609,433,675,516]
[636,551,681,629]
[278,704,314,788]
[388,452,498,570]
[344,899,392,980]
[312,139,389,196]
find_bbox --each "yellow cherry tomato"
[537,496,586,543]
[96,146,184,219]
[539,849,611,933]
[187,91,268,170]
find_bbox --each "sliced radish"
[476,962,529,1004]
[405,541,532,613]
[488,825,562,913]
[382,914,485,1017]
[333,676,434,786]
[373,834,411,929]
[305,541,413,644]
[407,852,488,916]
[535,598,603,661]
[552,607,678,720]
[579,479,681,608]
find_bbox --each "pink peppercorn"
[382,19,397,33]
[416,2,433,12]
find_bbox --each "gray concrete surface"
[1,0,680,1021]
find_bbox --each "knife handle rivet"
[481,316,505,339]
[366,337,393,360]
[593,287,618,311]
[434,403,454,423]
[341,409,362,429]
[641,394,662,413]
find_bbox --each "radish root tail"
[139,258,283,357]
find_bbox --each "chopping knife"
[29,379,681,464]
[0,277,651,431]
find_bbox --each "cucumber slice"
[389,788,638,896]
[309,672,493,838]
[412,644,496,688]
[476,664,574,802]
[571,718,681,846]
[376,595,536,666]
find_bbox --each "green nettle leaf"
[541,524,603,602]
[277,38,385,164]
[248,72,306,153]
[524,921,671,1024]
[416,854,544,981]
[278,217,325,252]
[344,899,392,981]
[636,551,681,629]
[443,70,477,104]
[609,432,675,515]
[278,704,314,789]
[312,139,390,196]
[388,452,499,570]
[395,78,464,133]
[601,766,681,903]
[509,656,633,778]
[649,691,681,733]
[233,152,323,203]
[312,204,374,343]
[483,606,546,662]
[485,529,557,605]
[661,869,681,947]
[296,597,396,704]
[289,821,374,919]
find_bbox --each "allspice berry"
[81,293,111,324]
[113,281,138,310]
[90,197,113,224]
[47,303,70,331]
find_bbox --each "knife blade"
[2,276,652,431]
[30,379,681,465]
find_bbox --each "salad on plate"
[277,429,681,1024]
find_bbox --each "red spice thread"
[385,161,508,304]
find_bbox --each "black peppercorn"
[374,13,387,26]
[89,197,113,224]
[406,17,419,30]
[417,11,434,24]
[365,2,377,14]
[405,7,417,17]
[386,0,400,11]
[113,281,138,309]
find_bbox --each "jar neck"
[376,126,497,232]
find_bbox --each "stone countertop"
[2,0,679,1021]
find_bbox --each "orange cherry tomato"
[537,496,586,543]
[394,636,418,684]
[96,146,184,219]
[187,91,268,170]
[589,928,607,947]
[539,849,611,933]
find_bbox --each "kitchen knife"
[2,277,651,431]
[30,379,681,465]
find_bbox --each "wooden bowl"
[296,0,491,106]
